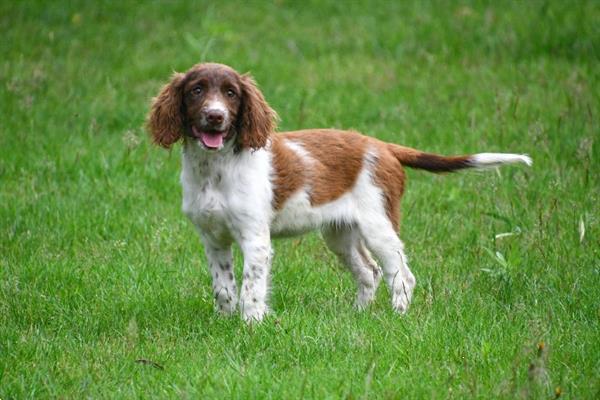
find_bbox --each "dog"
[147,63,531,322]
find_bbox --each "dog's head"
[147,63,277,152]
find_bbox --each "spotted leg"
[203,241,238,315]
[238,230,273,322]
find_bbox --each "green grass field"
[1,0,599,398]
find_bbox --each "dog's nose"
[206,110,224,125]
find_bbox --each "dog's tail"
[389,144,532,173]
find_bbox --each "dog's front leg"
[238,230,272,322]
[202,241,238,315]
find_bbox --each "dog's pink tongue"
[200,131,224,149]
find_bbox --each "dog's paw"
[214,289,238,315]
[240,300,268,323]
[392,296,409,314]
[391,283,413,314]
[355,287,377,310]
[215,301,237,316]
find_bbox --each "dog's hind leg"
[322,225,382,309]
[357,218,415,314]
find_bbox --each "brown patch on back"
[373,143,406,231]
[271,129,409,231]
[280,129,369,205]
[270,135,306,210]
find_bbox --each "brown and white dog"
[148,63,531,322]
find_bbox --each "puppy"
[147,63,531,322]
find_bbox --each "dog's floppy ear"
[237,74,277,151]
[147,72,185,149]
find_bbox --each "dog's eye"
[226,89,236,98]
[191,86,202,96]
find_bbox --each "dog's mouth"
[191,126,227,150]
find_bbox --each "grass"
[1,0,599,398]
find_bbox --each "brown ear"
[147,72,185,148]
[237,74,277,151]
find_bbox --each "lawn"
[1,0,598,398]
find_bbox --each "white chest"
[180,141,274,244]
[181,163,231,241]
[182,175,224,225]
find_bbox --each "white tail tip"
[469,153,532,168]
